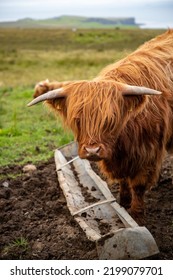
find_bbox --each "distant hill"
[0,15,140,29]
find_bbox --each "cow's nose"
[85,146,100,155]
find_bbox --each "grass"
[0,28,165,167]
[0,86,73,166]
[12,237,28,248]
[2,237,29,259]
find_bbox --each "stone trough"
[54,141,159,259]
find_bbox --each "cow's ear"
[119,83,162,96]
[33,79,50,98]
[27,88,67,107]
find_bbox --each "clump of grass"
[2,237,29,259]
[12,237,28,248]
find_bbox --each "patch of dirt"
[0,155,173,260]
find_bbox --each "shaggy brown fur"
[34,30,173,225]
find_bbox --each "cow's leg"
[119,179,132,209]
[128,160,163,225]
[128,179,146,225]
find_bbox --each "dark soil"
[0,154,173,260]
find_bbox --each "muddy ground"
[0,154,173,260]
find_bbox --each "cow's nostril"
[85,146,100,154]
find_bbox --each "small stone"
[32,241,44,251]
[2,181,9,188]
[23,164,37,173]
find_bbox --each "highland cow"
[28,30,173,224]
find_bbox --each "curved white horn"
[27,88,66,107]
[122,84,162,96]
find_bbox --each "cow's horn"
[27,88,66,107]
[122,84,162,96]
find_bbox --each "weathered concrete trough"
[54,141,159,259]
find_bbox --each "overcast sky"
[0,0,173,28]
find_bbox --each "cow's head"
[28,80,161,161]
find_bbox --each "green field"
[0,28,165,166]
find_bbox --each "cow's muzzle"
[79,144,103,161]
